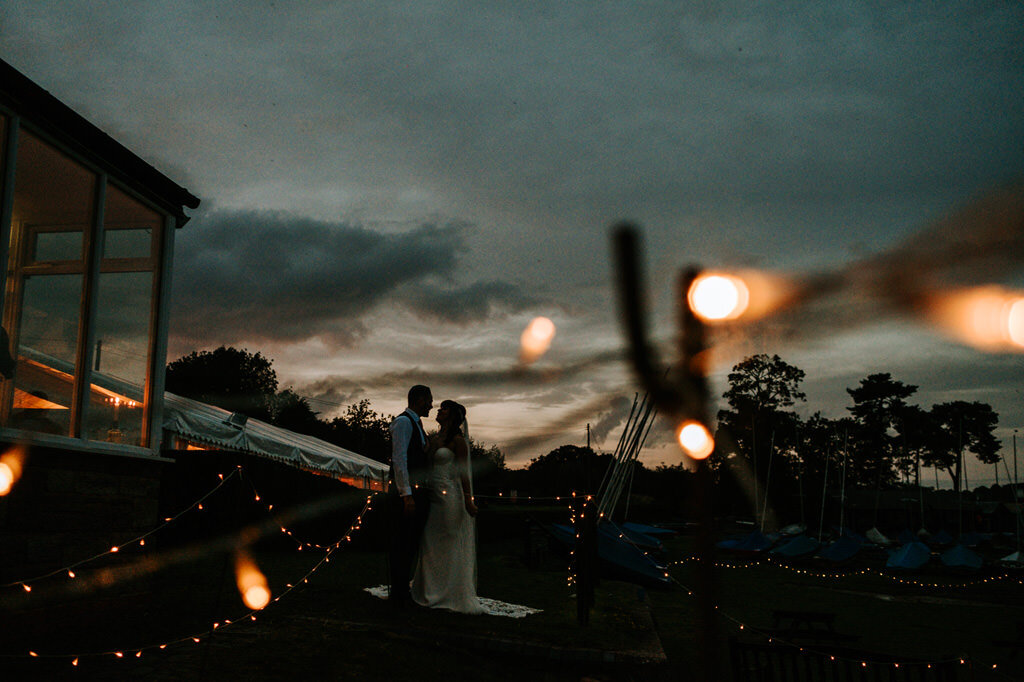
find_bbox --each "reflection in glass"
[33,230,84,261]
[2,130,96,435]
[8,275,83,435]
[103,184,157,260]
[88,272,153,445]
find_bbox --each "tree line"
[164,346,505,471]
[166,347,1003,523]
[712,353,1000,495]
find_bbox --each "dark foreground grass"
[5,504,1024,681]
[2,508,670,681]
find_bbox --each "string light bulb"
[687,273,749,321]
[235,551,271,610]
[677,421,714,459]
[520,316,556,363]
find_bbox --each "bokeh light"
[520,316,556,363]
[235,552,271,610]
[0,447,26,496]
[928,287,1024,351]
[1009,298,1024,348]
[677,421,714,460]
[687,273,749,321]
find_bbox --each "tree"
[715,354,807,521]
[525,445,612,497]
[270,389,324,437]
[845,373,918,489]
[721,354,807,416]
[922,401,1000,491]
[166,347,278,420]
[326,399,392,462]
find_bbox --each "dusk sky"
[2,2,1022,482]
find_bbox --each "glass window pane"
[1,130,96,435]
[33,229,84,262]
[103,184,158,260]
[7,274,82,435]
[87,271,152,446]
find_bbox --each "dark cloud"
[406,281,544,325]
[588,395,633,446]
[301,347,625,397]
[169,210,540,349]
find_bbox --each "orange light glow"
[235,551,271,610]
[0,447,26,496]
[520,316,556,363]
[688,274,749,321]
[677,421,714,460]
[1009,299,1024,347]
[928,286,1024,351]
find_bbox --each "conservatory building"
[0,59,199,456]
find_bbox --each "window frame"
[0,111,176,460]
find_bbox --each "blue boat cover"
[958,531,988,547]
[603,522,663,551]
[897,528,916,545]
[622,521,678,537]
[931,529,954,545]
[886,541,931,570]
[717,530,774,552]
[941,544,983,570]
[550,524,671,588]
[771,534,820,558]
[819,535,861,562]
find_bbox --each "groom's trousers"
[387,486,431,606]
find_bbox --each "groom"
[387,384,433,609]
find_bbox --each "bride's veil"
[462,417,473,499]
[462,414,477,592]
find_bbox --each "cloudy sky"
[2,2,1022,481]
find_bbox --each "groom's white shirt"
[390,407,426,496]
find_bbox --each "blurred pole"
[612,225,718,681]
[679,266,718,682]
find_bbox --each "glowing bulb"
[520,316,556,363]
[1009,298,1024,347]
[0,463,13,496]
[688,273,749,321]
[677,421,714,460]
[0,447,26,496]
[235,551,271,610]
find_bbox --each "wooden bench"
[730,637,965,681]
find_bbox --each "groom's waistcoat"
[391,412,429,488]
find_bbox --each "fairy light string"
[3,467,243,591]
[600,521,990,674]
[4,467,379,666]
[669,552,1024,589]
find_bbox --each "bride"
[407,399,538,618]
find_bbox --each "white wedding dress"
[411,445,485,613]
[367,444,539,618]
